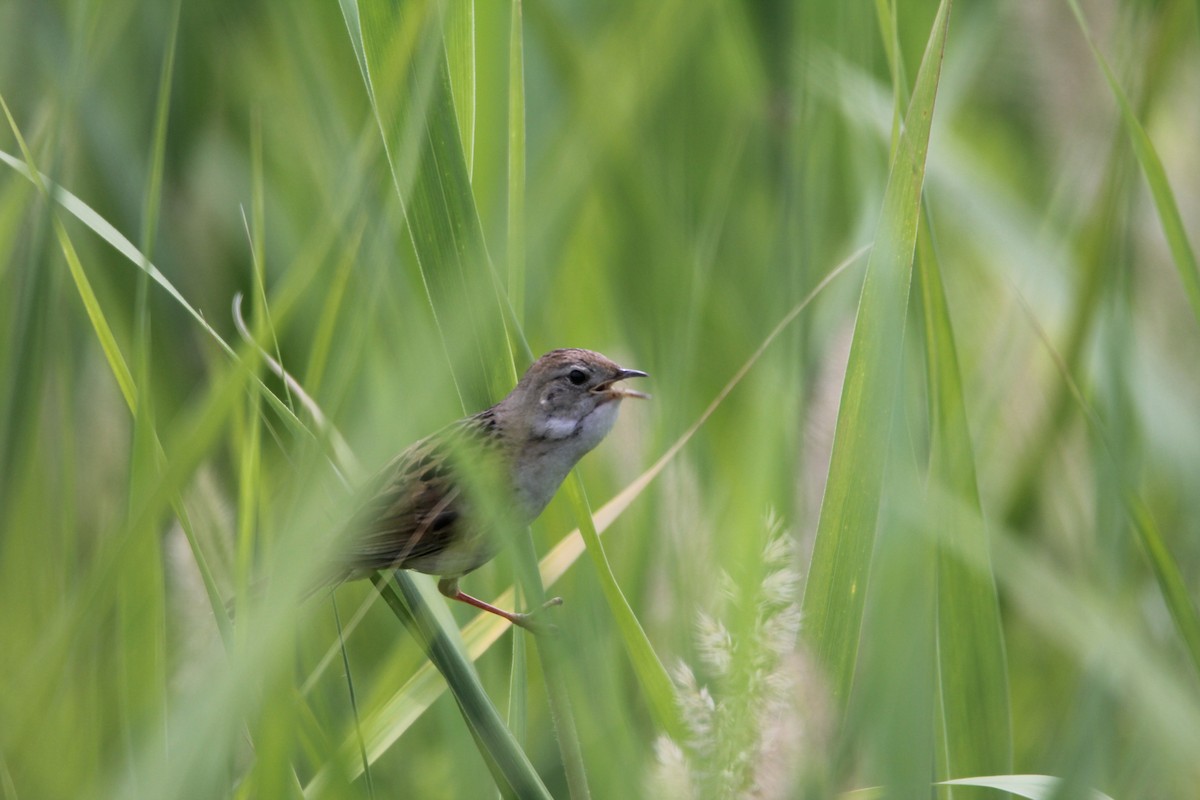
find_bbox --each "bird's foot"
[438,579,563,635]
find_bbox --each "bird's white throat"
[534,414,580,440]
[532,400,619,445]
[575,400,619,449]
[518,401,620,518]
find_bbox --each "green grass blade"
[939,775,1115,800]
[50,220,137,409]
[332,597,375,797]
[501,0,530,753]
[138,0,177,267]
[916,217,1012,782]
[1126,494,1200,678]
[1,96,137,409]
[119,7,179,779]
[1064,0,1200,329]
[354,0,513,403]
[799,0,951,713]
[336,0,369,82]
[506,625,528,744]
[873,0,906,153]
[303,222,363,396]
[377,574,552,800]
[505,0,530,751]
[507,0,526,323]
[445,0,476,179]
[561,474,683,740]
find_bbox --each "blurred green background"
[2,0,1199,797]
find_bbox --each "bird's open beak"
[595,368,650,400]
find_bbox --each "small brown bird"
[336,348,648,628]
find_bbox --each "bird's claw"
[510,596,564,635]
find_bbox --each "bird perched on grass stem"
[335,348,648,629]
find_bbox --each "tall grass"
[2,0,1199,797]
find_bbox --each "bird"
[334,348,648,629]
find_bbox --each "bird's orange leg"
[437,578,562,631]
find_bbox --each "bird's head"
[507,348,648,446]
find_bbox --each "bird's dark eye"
[567,368,588,385]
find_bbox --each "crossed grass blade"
[799,0,951,713]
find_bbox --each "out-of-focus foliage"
[1,0,1198,797]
